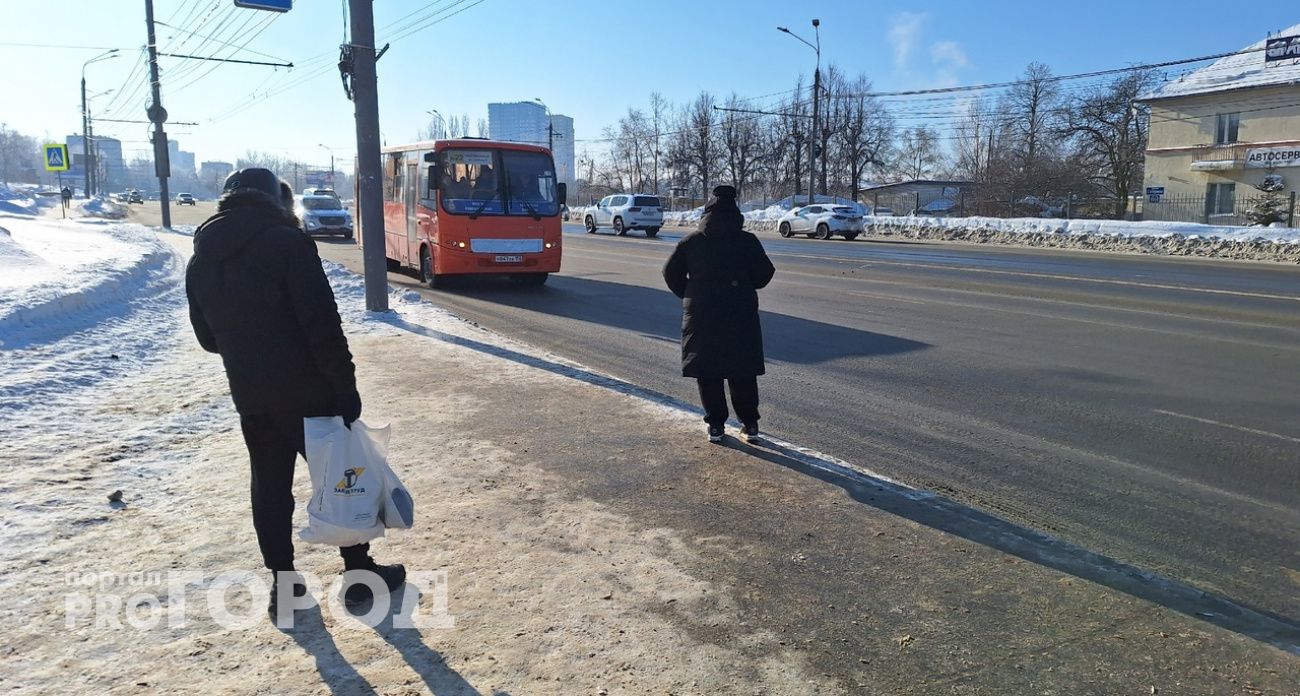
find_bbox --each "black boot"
[267,571,309,617]
[342,560,407,608]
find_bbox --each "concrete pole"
[349,0,388,312]
[144,0,171,228]
[81,77,90,198]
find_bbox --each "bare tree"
[893,125,943,181]
[1063,70,1155,218]
[0,124,39,185]
[648,92,669,194]
[1006,62,1063,195]
[720,94,762,199]
[832,73,894,202]
[669,92,721,201]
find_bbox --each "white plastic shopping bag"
[299,417,388,547]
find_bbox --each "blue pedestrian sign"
[233,0,291,11]
[43,143,70,172]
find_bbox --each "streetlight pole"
[318,144,335,188]
[81,49,118,198]
[778,19,820,206]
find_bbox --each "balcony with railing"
[1188,142,1252,171]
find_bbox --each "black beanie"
[712,185,737,199]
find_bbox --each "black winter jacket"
[663,202,776,379]
[186,191,357,416]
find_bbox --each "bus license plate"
[494,255,523,263]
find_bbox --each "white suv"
[776,205,864,240]
[585,194,663,237]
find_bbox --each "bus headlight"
[457,241,466,248]
[544,242,554,249]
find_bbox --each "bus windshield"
[439,149,558,217]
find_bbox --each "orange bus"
[366,138,565,286]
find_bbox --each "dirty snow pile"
[860,214,1300,263]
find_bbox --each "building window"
[1214,113,1239,145]
[1206,182,1235,216]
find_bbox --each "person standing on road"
[663,184,776,443]
[185,167,404,616]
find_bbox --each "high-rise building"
[199,161,235,196]
[95,137,123,193]
[488,101,549,146]
[488,102,576,193]
[549,114,575,189]
[167,139,196,177]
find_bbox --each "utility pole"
[144,0,171,228]
[348,0,388,312]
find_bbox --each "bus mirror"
[427,166,439,189]
[557,182,567,204]
[423,152,436,163]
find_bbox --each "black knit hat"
[711,185,737,199]
[222,168,282,200]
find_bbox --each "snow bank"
[0,183,51,216]
[0,218,175,348]
[72,196,129,220]
[859,215,1300,263]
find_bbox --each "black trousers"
[239,413,372,572]
[696,376,760,428]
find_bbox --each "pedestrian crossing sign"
[43,144,69,172]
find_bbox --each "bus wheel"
[420,247,439,288]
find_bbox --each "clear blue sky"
[2,0,1296,170]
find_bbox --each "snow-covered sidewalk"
[2,217,1297,694]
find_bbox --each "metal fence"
[1142,192,1298,227]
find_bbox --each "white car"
[295,194,354,238]
[776,205,864,240]
[585,194,663,238]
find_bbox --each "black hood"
[193,189,298,261]
[698,196,744,236]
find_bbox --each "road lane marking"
[1153,409,1300,446]
[760,250,1300,303]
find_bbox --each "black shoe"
[741,423,760,443]
[707,425,724,443]
[268,571,309,617]
[343,563,407,608]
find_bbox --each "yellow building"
[1140,25,1300,225]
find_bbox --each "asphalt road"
[312,223,1300,625]
[147,202,1299,623]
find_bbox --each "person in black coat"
[663,185,776,443]
[186,167,402,613]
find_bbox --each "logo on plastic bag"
[334,467,367,495]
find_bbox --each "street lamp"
[425,109,446,139]
[318,143,335,188]
[778,19,820,206]
[81,49,119,198]
[532,97,553,151]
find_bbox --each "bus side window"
[384,153,402,201]
[393,159,404,204]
